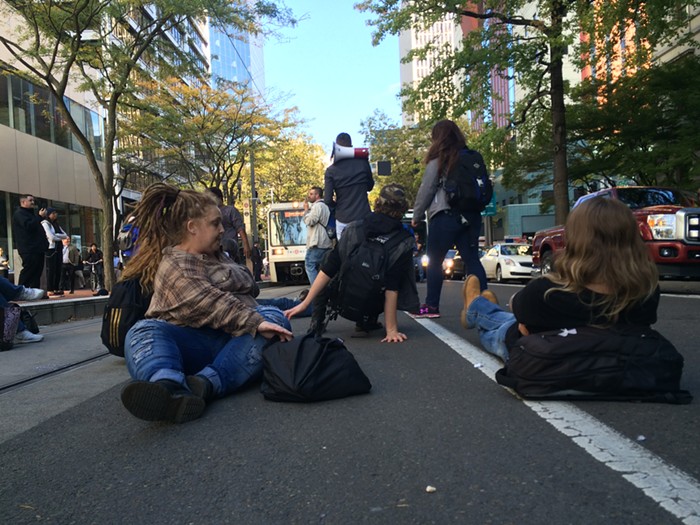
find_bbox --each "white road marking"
[413,318,700,525]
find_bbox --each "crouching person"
[120,183,293,424]
[285,184,418,343]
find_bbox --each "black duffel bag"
[495,325,692,404]
[261,332,372,402]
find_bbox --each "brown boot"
[481,290,499,305]
[461,275,481,329]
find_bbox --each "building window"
[11,76,32,134]
[0,76,9,127]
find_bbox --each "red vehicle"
[531,187,700,278]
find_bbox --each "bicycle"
[83,260,102,291]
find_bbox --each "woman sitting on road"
[462,196,660,363]
[460,197,690,402]
[120,183,293,424]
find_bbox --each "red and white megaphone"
[331,142,370,162]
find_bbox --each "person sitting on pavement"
[461,197,660,364]
[119,183,294,424]
[285,183,418,343]
[0,276,45,344]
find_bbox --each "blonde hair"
[121,183,218,293]
[546,197,658,325]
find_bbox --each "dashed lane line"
[413,318,700,525]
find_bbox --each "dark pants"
[425,210,487,308]
[18,252,45,289]
[61,264,76,293]
[45,248,62,292]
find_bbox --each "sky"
[264,1,402,153]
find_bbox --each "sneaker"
[121,379,206,423]
[14,330,44,344]
[297,288,310,302]
[16,287,46,301]
[411,304,440,319]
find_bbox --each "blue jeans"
[124,305,292,398]
[258,297,312,317]
[0,277,29,332]
[305,247,331,285]
[467,296,516,362]
[425,210,487,308]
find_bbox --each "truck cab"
[532,187,700,278]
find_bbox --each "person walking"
[119,183,293,424]
[323,132,374,240]
[251,242,263,281]
[41,208,69,296]
[303,186,333,284]
[411,120,488,319]
[12,194,49,289]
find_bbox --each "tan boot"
[481,290,499,305]
[460,275,481,329]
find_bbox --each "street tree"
[118,77,301,204]
[567,54,700,191]
[0,0,294,289]
[356,0,696,223]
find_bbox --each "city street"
[1,281,699,524]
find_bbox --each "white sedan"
[481,243,534,282]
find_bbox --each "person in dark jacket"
[286,184,419,343]
[12,194,49,289]
[323,132,374,240]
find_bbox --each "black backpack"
[328,228,409,326]
[100,278,152,357]
[442,148,493,213]
[261,332,372,402]
[495,325,692,404]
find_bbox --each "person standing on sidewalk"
[0,276,45,344]
[60,238,81,294]
[411,120,488,319]
[303,186,333,285]
[206,187,251,264]
[12,195,49,289]
[323,133,374,240]
[41,208,69,296]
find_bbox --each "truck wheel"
[496,265,503,283]
[541,251,554,275]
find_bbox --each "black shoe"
[121,379,206,423]
[186,375,214,403]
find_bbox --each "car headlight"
[503,258,515,266]
[647,214,677,240]
[421,254,429,267]
[445,259,454,268]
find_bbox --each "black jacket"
[323,158,374,223]
[12,207,48,254]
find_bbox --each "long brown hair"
[546,197,658,325]
[121,183,218,293]
[424,119,466,175]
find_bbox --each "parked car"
[481,243,534,282]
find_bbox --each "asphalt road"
[0,281,698,524]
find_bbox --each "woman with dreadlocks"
[119,183,293,424]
